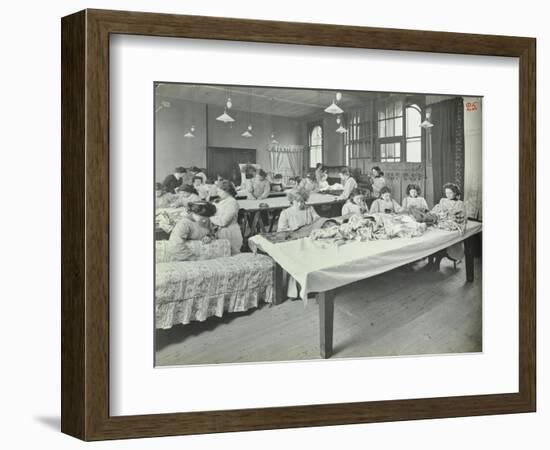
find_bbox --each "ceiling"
[155,82,384,119]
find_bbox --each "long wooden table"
[249,220,482,359]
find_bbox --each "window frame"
[308,121,324,169]
[375,95,426,163]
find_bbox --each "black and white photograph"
[154,82,483,366]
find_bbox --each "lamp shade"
[335,125,348,133]
[324,101,344,115]
[216,110,235,123]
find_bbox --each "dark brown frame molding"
[61,9,536,441]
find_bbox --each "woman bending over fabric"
[166,202,216,261]
[299,172,319,194]
[401,184,429,211]
[341,188,368,216]
[277,187,320,232]
[432,183,467,226]
[369,186,402,214]
[210,180,243,254]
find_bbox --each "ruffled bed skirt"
[156,253,274,329]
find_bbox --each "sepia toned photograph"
[154,82,483,366]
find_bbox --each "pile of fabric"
[156,207,187,234]
[309,213,427,246]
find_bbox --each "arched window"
[406,104,422,162]
[309,124,323,168]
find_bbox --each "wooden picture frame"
[61,9,536,441]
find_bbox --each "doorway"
[207,147,256,185]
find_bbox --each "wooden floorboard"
[155,258,482,366]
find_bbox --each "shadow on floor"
[34,416,60,431]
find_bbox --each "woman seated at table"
[166,201,216,261]
[192,176,211,201]
[401,183,429,211]
[318,167,329,191]
[369,186,402,213]
[277,187,320,232]
[210,180,243,254]
[239,170,255,193]
[270,173,284,192]
[250,169,271,200]
[299,172,318,194]
[430,182,468,263]
[341,188,368,216]
[286,176,301,188]
[432,183,466,219]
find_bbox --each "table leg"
[464,236,475,282]
[273,263,284,305]
[318,290,335,359]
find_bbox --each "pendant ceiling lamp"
[334,114,348,133]
[185,86,197,137]
[269,97,278,144]
[324,92,344,114]
[420,108,434,128]
[335,125,348,134]
[184,125,196,138]
[216,109,235,123]
[241,90,254,137]
[216,91,235,123]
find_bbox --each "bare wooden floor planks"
[155,258,482,366]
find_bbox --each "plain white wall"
[0,1,546,450]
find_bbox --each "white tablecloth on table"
[238,192,340,211]
[249,221,482,301]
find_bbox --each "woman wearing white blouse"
[401,184,429,211]
[277,188,320,232]
[369,186,402,213]
[210,180,243,254]
[370,166,386,198]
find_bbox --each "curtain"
[463,97,483,219]
[268,144,304,183]
[430,98,465,202]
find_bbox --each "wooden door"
[207,147,256,185]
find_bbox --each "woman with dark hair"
[369,186,402,213]
[210,180,243,254]
[430,182,467,262]
[166,201,217,261]
[189,166,207,184]
[270,173,284,192]
[314,163,324,184]
[250,169,271,200]
[402,184,429,211]
[370,166,386,197]
[161,166,187,194]
[170,184,200,208]
[432,183,465,218]
[277,187,320,232]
